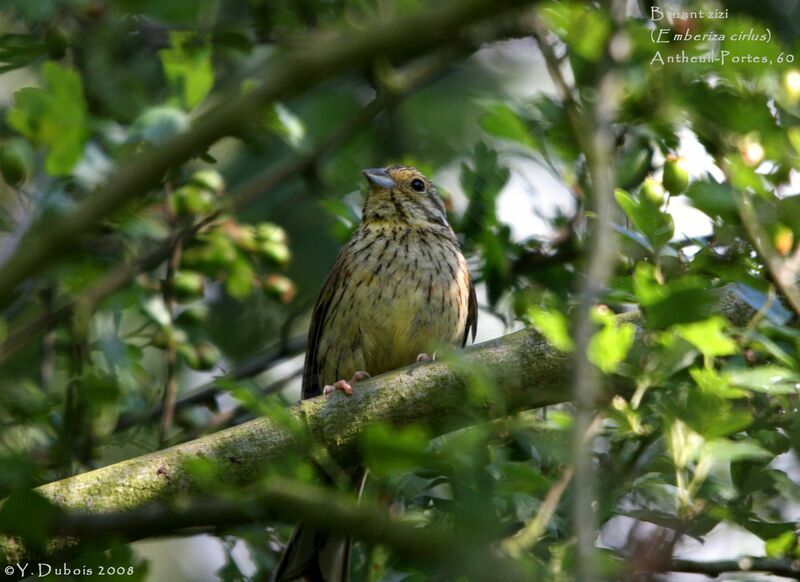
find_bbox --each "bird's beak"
[362,168,395,190]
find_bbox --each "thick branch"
[3,480,526,580]
[0,289,753,561]
[0,0,532,308]
[668,558,800,580]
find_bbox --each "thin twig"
[39,286,56,391]
[158,187,183,447]
[501,414,603,557]
[502,466,574,556]
[534,3,625,579]
[729,181,800,317]
[174,368,304,443]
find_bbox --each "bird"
[273,165,477,582]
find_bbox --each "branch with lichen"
[0,288,755,565]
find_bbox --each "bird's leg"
[416,352,437,363]
[323,370,371,396]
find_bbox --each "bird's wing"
[301,251,345,400]
[463,274,478,346]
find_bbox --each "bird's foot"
[416,352,437,363]
[323,370,371,396]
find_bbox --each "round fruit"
[175,305,209,326]
[0,143,29,187]
[151,328,172,349]
[258,241,291,266]
[44,26,70,59]
[194,342,220,371]
[172,271,205,302]
[255,223,287,245]
[225,223,258,252]
[170,185,215,216]
[263,274,296,303]
[662,156,690,195]
[641,177,665,205]
[190,169,225,195]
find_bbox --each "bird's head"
[361,165,450,229]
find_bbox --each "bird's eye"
[410,178,425,192]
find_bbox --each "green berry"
[151,328,172,349]
[662,156,690,195]
[172,271,205,302]
[0,143,29,187]
[189,169,225,195]
[175,305,209,326]
[255,223,287,245]
[641,177,665,205]
[170,185,215,216]
[258,241,291,266]
[194,342,220,371]
[263,274,296,303]
[44,26,70,59]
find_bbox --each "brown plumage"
[274,165,477,582]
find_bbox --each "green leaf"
[480,104,534,149]
[673,317,738,359]
[490,462,551,496]
[684,181,738,221]
[615,188,674,250]
[6,61,88,175]
[765,531,796,557]
[481,226,511,307]
[527,306,573,352]
[616,134,653,190]
[633,264,716,329]
[701,439,771,464]
[159,31,214,110]
[541,2,611,62]
[225,258,254,299]
[362,423,431,477]
[690,367,745,399]
[0,490,60,546]
[588,308,635,373]
[727,366,800,395]
[461,142,510,236]
[0,33,47,73]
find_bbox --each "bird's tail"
[271,525,352,582]
[272,470,367,582]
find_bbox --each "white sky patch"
[498,157,577,241]
[675,127,724,182]
[667,195,714,241]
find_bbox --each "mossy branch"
[0,288,755,564]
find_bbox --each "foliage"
[0,0,800,580]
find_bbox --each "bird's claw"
[323,370,370,396]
